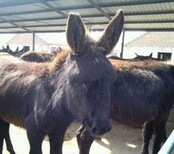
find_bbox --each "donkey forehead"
[66,52,114,82]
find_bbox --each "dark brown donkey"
[0,10,124,154]
[77,59,174,154]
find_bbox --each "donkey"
[0,45,28,57]
[134,53,153,60]
[0,54,21,154]
[0,45,18,56]
[77,59,174,154]
[20,51,57,62]
[107,53,153,61]
[0,9,124,154]
[0,48,58,154]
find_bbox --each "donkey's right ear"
[66,13,86,55]
[149,53,153,58]
[97,9,124,55]
[6,45,10,50]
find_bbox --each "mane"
[49,49,69,72]
[48,34,97,73]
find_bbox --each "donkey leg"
[76,125,94,154]
[0,136,3,154]
[152,112,169,154]
[26,128,44,154]
[0,120,4,154]
[76,125,86,149]
[48,132,65,154]
[4,123,16,154]
[141,121,154,154]
[48,125,69,154]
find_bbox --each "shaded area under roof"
[0,0,174,33]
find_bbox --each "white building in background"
[1,32,173,60]
[6,33,66,52]
[123,32,174,60]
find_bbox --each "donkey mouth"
[83,119,111,137]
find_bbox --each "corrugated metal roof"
[0,0,173,33]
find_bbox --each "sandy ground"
[2,110,174,154]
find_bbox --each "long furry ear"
[149,53,153,58]
[6,45,10,50]
[2,46,5,50]
[66,13,86,55]
[97,9,124,55]
[15,47,19,52]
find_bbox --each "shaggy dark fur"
[77,59,174,154]
[20,51,57,62]
[0,9,124,154]
[0,54,20,154]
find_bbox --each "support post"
[120,29,125,58]
[32,32,35,51]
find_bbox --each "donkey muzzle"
[90,119,111,136]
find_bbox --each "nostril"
[91,126,97,134]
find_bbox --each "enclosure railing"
[158,130,174,154]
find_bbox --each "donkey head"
[1,45,16,56]
[134,53,153,60]
[65,10,124,136]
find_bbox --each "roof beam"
[86,0,111,20]
[0,30,65,34]
[0,18,32,33]
[125,19,174,24]
[42,2,67,17]
[1,19,174,29]
[0,9,53,17]
[0,10,173,23]
[98,0,173,7]
[124,10,174,16]
[0,0,58,7]
[0,1,173,17]
[0,27,174,34]
[124,28,174,31]
[57,1,174,11]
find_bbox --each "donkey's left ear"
[97,9,124,55]
[15,47,19,52]
[66,13,86,55]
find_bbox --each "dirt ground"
[2,109,174,154]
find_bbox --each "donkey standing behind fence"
[0,10,124,154]
[77,59,174,154]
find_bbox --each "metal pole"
[120,29,125,58]
[32,32,35,51]
[158,130,174,154]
